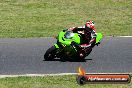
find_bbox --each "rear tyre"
[44,46,57,61]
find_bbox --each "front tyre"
[44,46,57,61]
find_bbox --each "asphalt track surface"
[0,37,132,75]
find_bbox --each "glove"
[63,29,68,32]
[68,27,76,31]
[95,42,100,46]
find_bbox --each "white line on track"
[118,36,132,37]
[106,36,132,37]
[0,73,77,78]
[0,73,131,78]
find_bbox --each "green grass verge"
[0,75,132,88]
[0,0,131,38]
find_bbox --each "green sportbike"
[44,30,103,61]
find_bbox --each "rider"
[68,20,97,48]
[67,20,97,57]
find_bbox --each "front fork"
[54,43,78,57]
[54,43,66,58]
[54,44,60,57]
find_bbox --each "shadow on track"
[43,58,92,62]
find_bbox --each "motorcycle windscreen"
[64,31,80,44]
[58,31,80,46]
[64,31,74,39]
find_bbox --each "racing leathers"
[68,26,97,57]
[68,26,96,48]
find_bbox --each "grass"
[0,0,131,38]
[0,75,132,88]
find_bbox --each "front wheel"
[44,46,57,61]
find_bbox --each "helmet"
[85,20,95,30]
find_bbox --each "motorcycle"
[44,30,103,61]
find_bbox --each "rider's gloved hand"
[68,27,76,31]
[95,42,100,46]
[63,29,68,32]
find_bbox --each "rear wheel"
[44,46,57,61]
